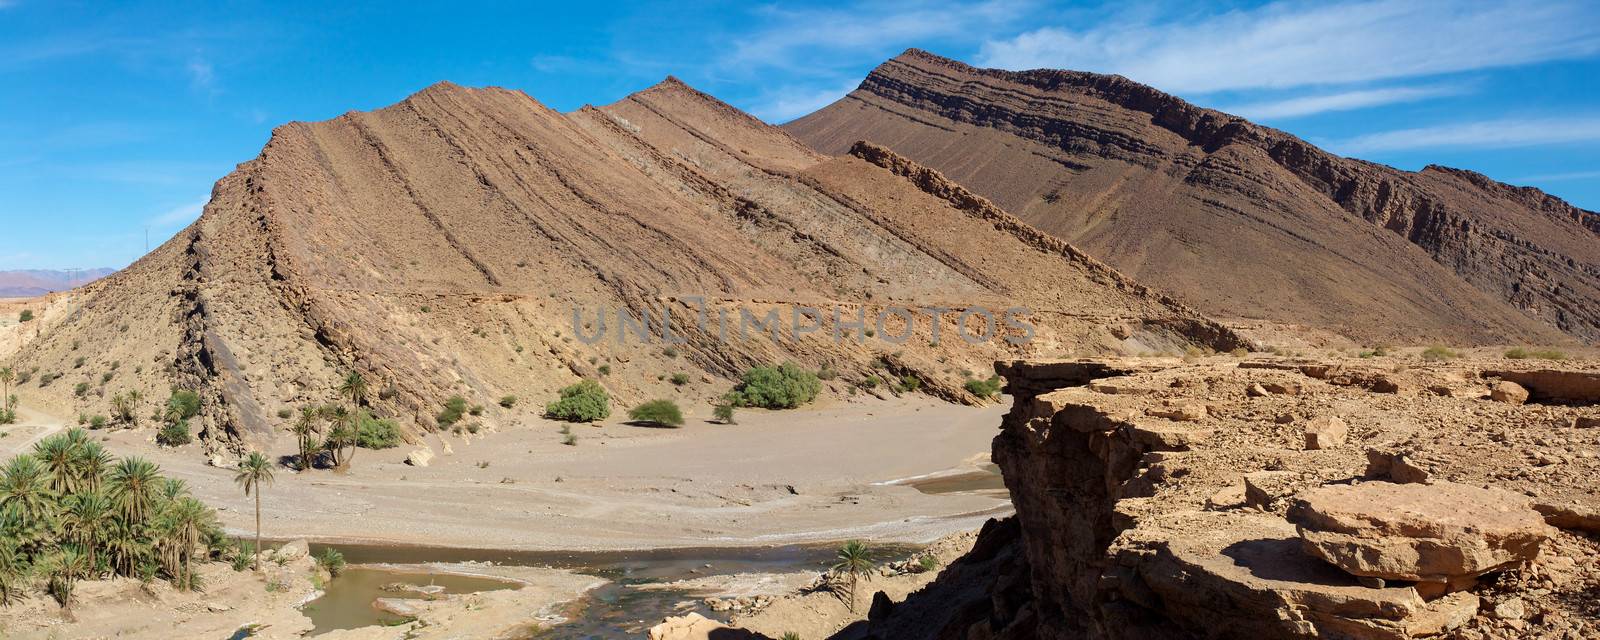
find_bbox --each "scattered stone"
[1288,481,1556,582]
[1245,383,1268,398]
[1262,381,1301,395]
[1490,381,1530,405]
[1363,448,1431,484]
[272,538,309,561]
[1148,401,1207,422]
[405,447,435,467]
[1243,471,1301,510]
[1492,597,1526,621]
[1302,416,1348,450]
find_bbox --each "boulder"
[405,447,434,467]
[1262,381,1302,395]
[1303,416,1348,450]
[648,612,761,640]
[1363,448,1431,484]
[373,597,424,617]
[1489,381,1529,405]
[1288,481,1555,583]
[272,538,310,561]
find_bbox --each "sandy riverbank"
[1,395,1011,552]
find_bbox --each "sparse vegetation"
[437,395,469,427]
[0,367,15,425]
[598,364,611,376]
[728,363,821,409]
[316,548,346,577]
[628,399,684,427]
[165,390,201,422]
[1420,345,1462,361]
[88,415,108,429]
[468,404,484,417]
[670,372,690,386]
[1504,347,1566,361]
[73,382,90,398]
[110,390,144,425]
[562,434,577,446]
[545,380,610,422]
[713,403,736,425]
[499,395,517,408]
[17,309,33,323]
[355,415,401,449]
[860,375,881,390]
[156,420,191,446]
[964,376,1003,400]
[917,555,940,573]
[895,374,921,393]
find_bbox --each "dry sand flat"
[41,396,1012,551]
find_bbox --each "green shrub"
[713,403,736,425]
[88,414,108,429]
[73,382,90,397]
[545,380,610,422]
[468,404,484,416]
[729,363,821,409]
[917,555,940,573]
[670,373,690,386]
[17,310,33,322]
[166,390,202,420]
[1505,347,1566,360]
[316,548,346,577]
[562,433,577,446]
[437,395,468,427]
[897,375,921,392]
[598,364,611,376]
[356,415,401,449]
[964,376,1003,399]
[157,419,191,445]
[101,372,113,384]
[73,357,85,369]
[817,367,837,381]
[499,395,517,408]
[1420,346,1461,361]
[277,408,292,419]
[628,399,684,427]
[662,347,679,359]
[861,375,880,389]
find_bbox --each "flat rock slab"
[1288,481,1555,582]
[1130,512,1477,640]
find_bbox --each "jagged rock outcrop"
[787,50,1600,345]
[1,78,1242,451]
[846,354,1600,639]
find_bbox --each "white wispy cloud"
[977,0,1600,94]
[1222,84,1468,120]
[1334,116,1600,153]
[145,198,208,228]
[727,0,1029,73]
[1513,169,1600,183]
[747,80,863,123]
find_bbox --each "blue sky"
[2,0,1598,270]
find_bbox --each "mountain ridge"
[786,49,1600,344]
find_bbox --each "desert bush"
[545,380,610,422]
[1420,345,1461,361]
[860,375,880,389]
[918,555,940,573]
[17,309,33,322]
[897,375,921,392]
[276,408,292,419]
[316,548,346,577]
[562,434,577,446]
[468,404,484,416]
[817,367,837,381]
[670,372,690,386]
[713,403,736,425]
[499,395,517,408]
[73,357,85,369]
[1505,347,1566,361]
[598,364,611,376]
[728,363,821,409]
[628,399,684,427]
[356,415,401,449]
[157,419,191,445]
[100,372,113,384]
[166,389,202,420]
[73,382,90,397]
[437,395,468,427]
[964,376,1003,399]
[662,347,679,359]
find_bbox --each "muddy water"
[302,542,919,638]
[904,463,1007,496]
[302,567,519,633]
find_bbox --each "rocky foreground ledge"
[820,356,1600,640]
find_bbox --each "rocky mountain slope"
[0,79,1241,452]
[786,50,1600,346]
[0,268,115,297]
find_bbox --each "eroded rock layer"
[2,79,1241,452]
[786,50,1600,345]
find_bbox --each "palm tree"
[62,490,114,571]
[110,390,143,426]
[76,441,112,493]
[46,545,89,608]
[34,434,82,496]
[104,518,147,577]
[292,405,321,470]
[321,405,354,468]
[0,367,13,412]
[164,497,213,588]
[0,538,21,606]
[234,452,273,570]
[107,456,162,524]
[338,371,369,407]
[831,539,875,612]
[0,455,56,525]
